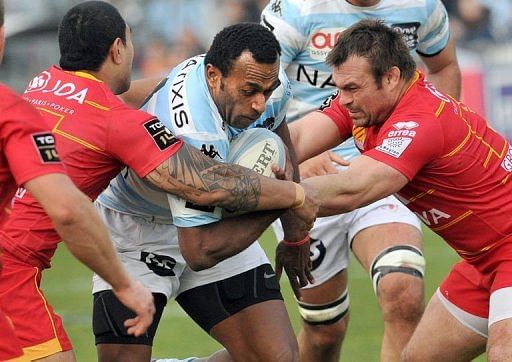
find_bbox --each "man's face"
[332,55,395,128]
[207,51,281,129]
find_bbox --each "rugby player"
[0,2,317,361]
[261,0,461,360]
[0,0,154,359]
[291,19,512,361]
[94,22,311,362]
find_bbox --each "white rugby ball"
[227,128,286,177]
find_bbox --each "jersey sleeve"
[364,116,444,180]
[261,0,307,68]
[316,91,353,141]
[3,93,65,186]
[106,106,183,178]
[416,0,450,56]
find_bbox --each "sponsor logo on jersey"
[171,58,198,128]
[501,144,512,172]
[31,132,60,163]
[26,71,51,92]
[376,137,413,158]
[393,121,419,130]
[143,118,179,151]
[310,238,326,271]
[140,251,177,276]
[414,207,451,226]
[26,71,89,104]
[270,0,282,16]
[296,65,336,89]
[309,28,345,60]
[319,91,339,111]
[391,22,420,50]
[200,144,222,159]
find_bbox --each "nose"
[251,93,266,115]
[339,90,353,107]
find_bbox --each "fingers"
[271,164,287,180]
[288,274,302,300]
[124,316,150,337]
[328,151,350,166]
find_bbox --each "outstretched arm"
[290,110,345,163]
[24,173,155,337]
[302,155,409,216]
[144,141,318,224]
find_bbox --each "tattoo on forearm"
[144,143,261,211]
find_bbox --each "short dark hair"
[326,19,416,85]
[58,1,126,71]
[0,0,4,27]
[204,23,281,77]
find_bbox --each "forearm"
[57,198,133,290]
[302,173,364,216]
[278,123,308,241]
[179,210,283,270]
[145,142,300,213]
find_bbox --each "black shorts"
[93,291,167,346]
[176,263,283,332]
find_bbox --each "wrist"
[291,183,305,209]
[281,235,310,247]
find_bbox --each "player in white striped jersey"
[261,0,461,360]
[92,23,312,362]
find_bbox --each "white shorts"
[273,195,421,288]
[93,202,270,299]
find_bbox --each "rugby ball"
[227,128,286,177]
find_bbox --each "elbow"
[181,242,220,271]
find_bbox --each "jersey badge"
[31,132,61,163]
[391,22,420,50]
[143,118,179,151]
[376,137,413,158]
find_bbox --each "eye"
[241,89,256,96]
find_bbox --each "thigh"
[404,289,486,361]
[93,204,186,299]
[0,255,72,360]
[177,264,296,362]
[348,195,422,271]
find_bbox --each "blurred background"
[2,1,511,360]
[2,0,512,139]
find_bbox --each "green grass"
[42,227,484,361]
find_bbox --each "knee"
[302,315,350,348]
[378,273,424,323]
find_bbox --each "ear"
[205,63,221,88]
[385,66,401,88]
[109,37,124,65]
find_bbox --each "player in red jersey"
[288,19,512,360]
[0,1,156,360]
[0,2,317,361]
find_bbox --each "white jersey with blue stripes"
[261,0,450,160]
[97,55,292,227]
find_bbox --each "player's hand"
[113,281,155,336]
[275,236,314,300]
[299,151,349,179]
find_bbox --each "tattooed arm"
[144,141,318,222]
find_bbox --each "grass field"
[43,227,485,361]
